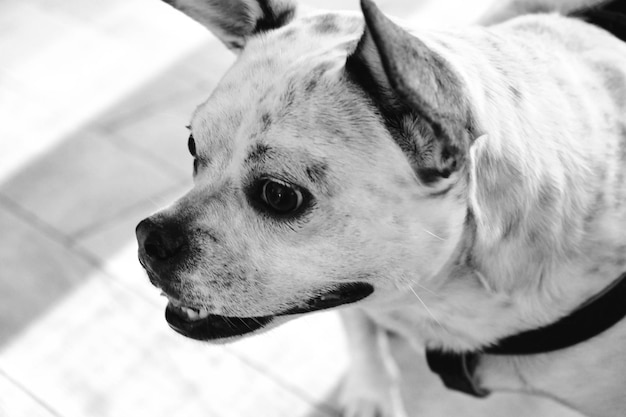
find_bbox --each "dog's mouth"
[165,303,274,341]
[164,282,374,341]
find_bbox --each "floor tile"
[0,274,333,417]
[0,200,94,345]
[0,129,183,237]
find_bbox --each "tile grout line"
[68,179,190,241]
[0,194,103,270]
[93,57,205,129]
[94,79,209,132]
[0,195,179,311]
[231,352,340,416]
[97,123,192,178]
[0,367,65,417]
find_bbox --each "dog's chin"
[164,282,374,342]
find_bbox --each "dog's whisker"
[475,270,495,294]
[243,277,272,288]
[422,227,445,241]
[239,316,257,331]
[223,316,235,328]
[408,286,444,329]
[413,282,439,296]
[143,196,167,210]
[250,317,264,328]
[235,317,247,330]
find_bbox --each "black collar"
[426,271,626,397]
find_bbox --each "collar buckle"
[426,349,490,397]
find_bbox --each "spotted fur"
[139,0,626,416]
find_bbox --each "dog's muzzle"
[136,217,374,341]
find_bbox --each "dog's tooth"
[198,309,210,319]
[185,307,199,320]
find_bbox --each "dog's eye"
[187,134,196,157]
[260,179,303,214]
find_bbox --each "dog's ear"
[346,0,473,186]
[161,0,296,51]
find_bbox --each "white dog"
[136,0,626,416]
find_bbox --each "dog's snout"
[136,218,187,261]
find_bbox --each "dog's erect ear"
[346,0,473,185]
[161,0,296,51]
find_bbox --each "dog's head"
[136,0,478,342]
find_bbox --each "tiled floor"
[0,0,585,416]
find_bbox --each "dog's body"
[136,0,626,416]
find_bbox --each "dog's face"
[137,0,473,342]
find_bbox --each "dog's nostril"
[143,231,185,261]
[144,234,167,260]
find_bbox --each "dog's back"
[481,0,626,41]
[569,0,626,41]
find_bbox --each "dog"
[136,0,626,416]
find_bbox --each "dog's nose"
[136,218,187,261]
